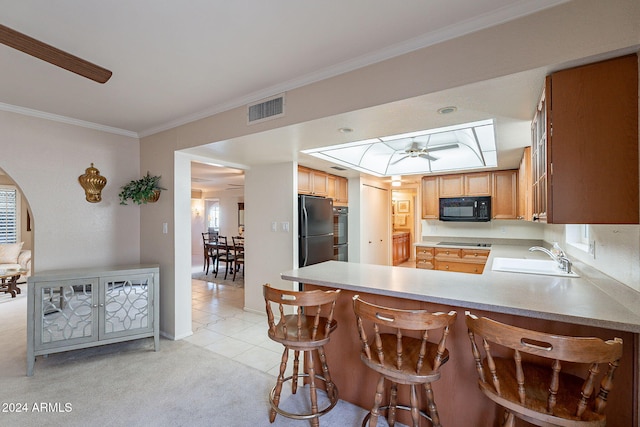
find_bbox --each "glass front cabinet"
[27,265,159,376]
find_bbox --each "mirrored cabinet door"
[35,279,99,350]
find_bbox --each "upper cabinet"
[518,147,532,221]
[299,166,348,206]
[327,175,348,206]
[422,170,518,220]
[438,172,491,197]
[492,170,518,220]
[298,166,328,197]
[421,176,439,219]
[535,54,639,224]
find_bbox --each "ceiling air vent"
[247,94,285,124]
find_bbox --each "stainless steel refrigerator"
[299,195,334,267]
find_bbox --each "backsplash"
[422,220,640,291]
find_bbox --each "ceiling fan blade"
[423,143,459,153]
[0,24,112,84]
[390,155,410,165]
[419,153,438,161]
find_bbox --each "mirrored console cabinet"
[27,265,159,376]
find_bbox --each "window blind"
[0,187,18,243]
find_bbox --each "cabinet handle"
[445,250,450,255]
[445,265,449,270]
[92,304,98,308]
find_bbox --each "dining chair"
[232,236,244,281]
[201,232,218,274]
[214,236,235,280]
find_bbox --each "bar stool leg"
[502,411,516,427]
[317,345,336,399]
[367,375,386,427]
[388,382,398,426]
[424,382,441,427]
[307,350,320,427]
[270,347,289,423]
[292,350,300,394]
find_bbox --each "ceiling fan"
[0,24,112,83]
[391,138,459,164]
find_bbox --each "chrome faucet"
[529,246,573,274]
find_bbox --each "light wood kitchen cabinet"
[434,247,488,274]
[492,170,518,219]
[415,246,434,269]
[518,147,532,220]
[438,172,491,198]
[328,175,348,206]
[534,54,639,224]
[438,174,464,197]
[421,176,439,219]
[392,232,411,266]
[464,172,492,196]
[298,166,328,197]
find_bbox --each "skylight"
[302,119,497,177]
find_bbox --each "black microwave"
[439,196,491,222]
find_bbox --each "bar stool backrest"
[353,296,457,375]
[465,311,623,425]
[263,284,340,346]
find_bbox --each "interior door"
[361,185,390,265]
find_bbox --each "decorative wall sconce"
[78,163,107,203]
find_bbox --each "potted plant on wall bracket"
[118,172,167,205]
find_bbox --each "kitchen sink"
[491,257,579,278]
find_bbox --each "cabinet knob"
[445,265,449,270]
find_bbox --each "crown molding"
[0,102,138,138]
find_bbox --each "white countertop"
[281,245,640,333]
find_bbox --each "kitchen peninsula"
[281,246,640,426]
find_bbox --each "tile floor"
[187,278,289,377]
[185,258,416,378]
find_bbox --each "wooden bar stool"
[465,311,623,427]
[352,296,457,427]
[263,284,341,426]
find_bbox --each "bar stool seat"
[465,311,623,427]
[352,296,457,427]
[263,284,341,427]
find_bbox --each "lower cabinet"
[27,265,159,376]
[392,232,411,266]
[415,246,435,269]
[416,246,489,274]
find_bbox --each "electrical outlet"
[281,221,290,232]
[271,221,278,232]
[588,240,596,258]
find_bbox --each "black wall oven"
[333,206,348,261]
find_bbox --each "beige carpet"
[0,284,398,426]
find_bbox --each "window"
[208,203,220,231]
[0,186,20,243]
[566,224,590,254]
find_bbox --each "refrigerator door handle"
[301,204,308,266]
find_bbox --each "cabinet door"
[327,175,337,200]
[439,175,464,197]
[101,273,155,340]
[34,278,99,351]
[311,171,328,196]
[518,147,532,220]
[421,176,439,219]
[465,172,491,196]
[361,185,389,265]
[549,54,638,224]
[298,167,312,194]
[336,177,348,204]
[492,170,518,219]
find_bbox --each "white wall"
[244,162,297,313]
[0,110,140,273]
[545,224,640,291]
[421,219,545,241]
